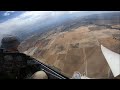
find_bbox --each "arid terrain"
[18,12,120,78]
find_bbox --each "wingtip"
[101,44,103,49]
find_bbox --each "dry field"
[22,25,120,78]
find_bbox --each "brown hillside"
[19,25,120,78]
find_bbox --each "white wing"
[101,45,120,77]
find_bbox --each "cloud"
[0,11,51,33]
[0,11,118,35]
[3,11,15,16]
[0,11,71,34]
[69,11,82,14]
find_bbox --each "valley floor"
[20,25,120,78]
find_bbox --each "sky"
[0,11,119,35]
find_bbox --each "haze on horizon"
[0,11,118,35]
